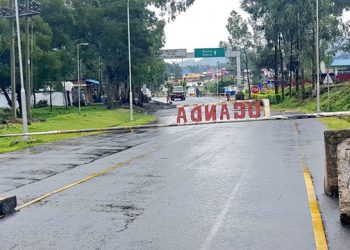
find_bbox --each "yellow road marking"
[303,167,328,250]
[295,122,328,249]
[15,153,147,211]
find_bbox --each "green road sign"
[194,48,225,58]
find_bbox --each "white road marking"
[200,173,245,250]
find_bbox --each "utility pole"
[31,21,34,107]
[25,0,31,119]
[0,1,39,121]
[10,0,16,118]
[127,0,134,121]
[316,0,320,112]
[15,0,29,139]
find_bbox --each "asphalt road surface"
[0,96,349,249]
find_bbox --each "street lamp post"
[127,0,134,121]
[316,0,320,112]
[0,0,40,120]
[216,62,219,97]
[77,42,89,114]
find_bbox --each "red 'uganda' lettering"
[191,106,202,123]
[248,100,261,118]
[220,104,230,120]
[234,102,245,119]
[177,107,187,123]
[176,101,263,124]
[205,105,216,122]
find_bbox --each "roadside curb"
[0,196,17,217]
[149,100,176,109]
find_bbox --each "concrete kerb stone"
[337,138,350,224]
[324,129,350,196]
[0,196,17,216]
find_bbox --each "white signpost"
[323,73,333,84]
[324,72,333,111]
[160,47,241,87]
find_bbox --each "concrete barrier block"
[337,139,350,224]
[0,196,17,216]
[324,129,350,196]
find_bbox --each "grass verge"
[317,117,350,130]
[270,84,350,130]
[0,105,156,154]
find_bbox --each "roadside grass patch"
[318,117,350,130]
[0,106,155,154]
[270,84,350,130]
[271,84,350,113]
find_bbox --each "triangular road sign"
[323,73,333,84]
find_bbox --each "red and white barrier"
[176,99,270,124]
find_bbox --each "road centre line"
[13,125,208,212]
[15,153,146,211]
[200,173,245,250]
[294,122,328,249]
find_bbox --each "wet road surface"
[0,97,349,249]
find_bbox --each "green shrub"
[275,94,282,103]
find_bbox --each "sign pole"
[327,70,330,111]
[316,0,320,112]
[216,62,219,97]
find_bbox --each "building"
[331,53,350,82]
[71,79,101,104]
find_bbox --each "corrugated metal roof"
[86,79,100,84]
[331,59,350,67]
[331,53,350,67]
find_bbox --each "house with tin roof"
[331,53,350,82]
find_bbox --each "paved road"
[0,97,349,249]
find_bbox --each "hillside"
[272,83,350,113]
[272,83,350,129]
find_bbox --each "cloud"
[163,0,247,51]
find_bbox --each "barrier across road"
[0,110,350,138]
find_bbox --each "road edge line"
[303,167,328,250]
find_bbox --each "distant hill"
[182,57,229,66]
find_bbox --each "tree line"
[0,0,194,118]
[222,0,350,100]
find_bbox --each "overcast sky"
[162,1,350,52]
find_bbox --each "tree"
[225,10,254,98]
[241,0,350,99]
[0,0,196,114]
